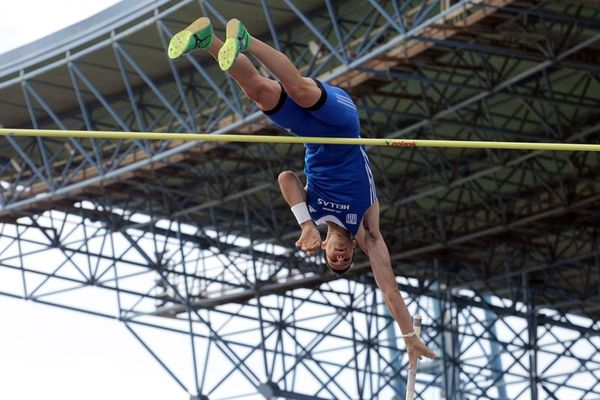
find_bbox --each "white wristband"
[291,202,312,225]
[401,331,416,338]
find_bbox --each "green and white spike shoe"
[218,18,251,71]
[168,17,213,60]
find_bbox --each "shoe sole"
[168,17,211,60]
[218,18,242,71]
[168,30,193,59]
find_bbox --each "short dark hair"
[323,248,355,276]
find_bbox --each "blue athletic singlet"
[263,80,377,236]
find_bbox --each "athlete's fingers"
[427,348,437,359]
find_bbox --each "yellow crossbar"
[1,128,599,152]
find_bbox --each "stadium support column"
[483,295,507,399]
[524,273,539,400]
[434,260,460,400]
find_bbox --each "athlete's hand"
[296,223,321,256]
[405,336,436,368]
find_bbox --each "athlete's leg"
[207,36,280,111]
[168,17,280,111]
[220,19,321,108]
[248,38,321,108]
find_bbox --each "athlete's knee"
[285,78,321,108]
[243,78,279,106]
[278,170,298,186]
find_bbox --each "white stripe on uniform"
[335,94,357,110]
[360,147,377,204]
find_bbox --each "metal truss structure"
[0,0,599,398]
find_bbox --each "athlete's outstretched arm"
[278,171,321,256]
[356,201,436,367]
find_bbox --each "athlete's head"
[321,226,357,275]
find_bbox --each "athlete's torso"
[263,80,377,235]
[305,143,376,236]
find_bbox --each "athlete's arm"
[356,201,436,367]
[278,171,321,256]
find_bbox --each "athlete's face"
[322,234,357,271]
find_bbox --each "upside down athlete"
[168,17,436,366]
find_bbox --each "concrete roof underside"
[0,0,599,322]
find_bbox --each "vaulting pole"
[405,315,423,400]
